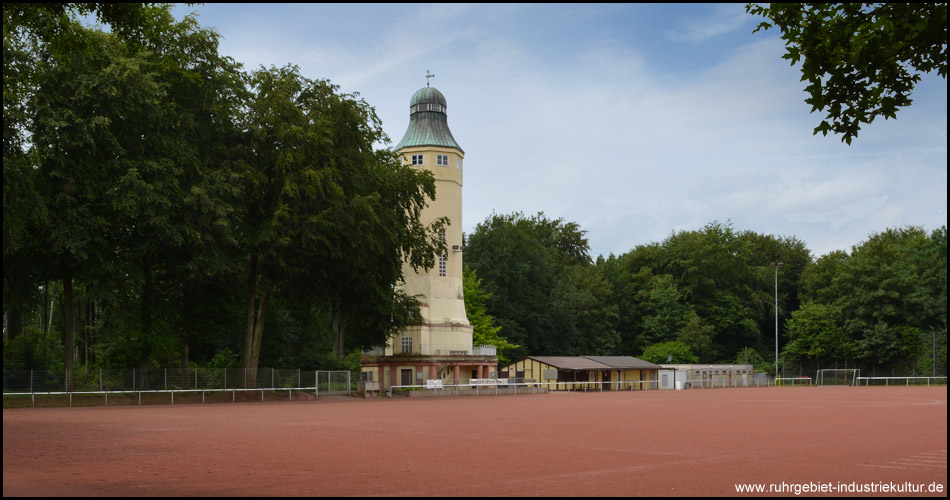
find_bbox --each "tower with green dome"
[359,77,498,393]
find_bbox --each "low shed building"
[500,356,660,391]
[659,363,758,389]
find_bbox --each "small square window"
[411,154,424,166]
[437,154,449,166]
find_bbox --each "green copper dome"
[394,86,463,153]
[409,86,448,108]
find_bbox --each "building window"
[437,154,449,166]
[411,154,424,166]
[401,336,412,354]
[457,158,462,170]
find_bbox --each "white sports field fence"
[385,379,663,397]
[542,378,773,390]
[2,368,351,407]
[855,376,948,387]
[387,377,777,396]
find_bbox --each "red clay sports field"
[3,386,946,496]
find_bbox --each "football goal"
[775,376,812,387]
[817,369,859,386]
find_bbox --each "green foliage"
[2,3,444,373]
[855,323,923,368]
[237,64,447,365]
[208,348,240,369]
[611,221,810,363]
[733,347,772,374]
[790,225,947,373]
[747,3,948,144]
[640,341,699,365]
[463,265,518,365]
[638,274,692,345]
[3,4,945,380]
[2,325,64,371]
[783,302,852,361]
[465,212,607,358]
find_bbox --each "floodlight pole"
[772,262,783,384]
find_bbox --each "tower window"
[411,154,424,165]
[437,154,449,166]
[410,103,444,113]
[457,159,462,170]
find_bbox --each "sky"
[168,3,947,260]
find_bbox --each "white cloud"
[173,4,948,259]
[664,4,751,43]
[786,196,891,231]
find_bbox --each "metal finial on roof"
[425,69,435,87]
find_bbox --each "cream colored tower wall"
[398,146,469,326]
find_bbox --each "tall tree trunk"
[84,285,94,367]
[5,307,22,341]
[331,305,347,359]
[181,333,190,389]
[241,253,258,371]
[47,283,56,336]
[42,280,49,335]
[85,299,92,366]
[139,259,152,390]
[248,285,271,388]
[139,358,149,391]
[63,275,75,390]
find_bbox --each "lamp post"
[772,262,783,383]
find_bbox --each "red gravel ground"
[3,387,947,497]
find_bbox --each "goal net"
[817,369,859,386]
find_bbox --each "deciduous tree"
[747,3,947,144]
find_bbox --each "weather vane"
[426,69,435,87]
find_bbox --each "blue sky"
[169,3,947,259]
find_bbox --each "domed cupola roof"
[394,86,463,153]
[409,86,448,108]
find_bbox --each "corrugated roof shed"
[582,356,660,370]
[528,356,612,370]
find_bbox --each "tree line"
[464,213,946,377]
[3,4,445,382]
[4,5,947,380]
